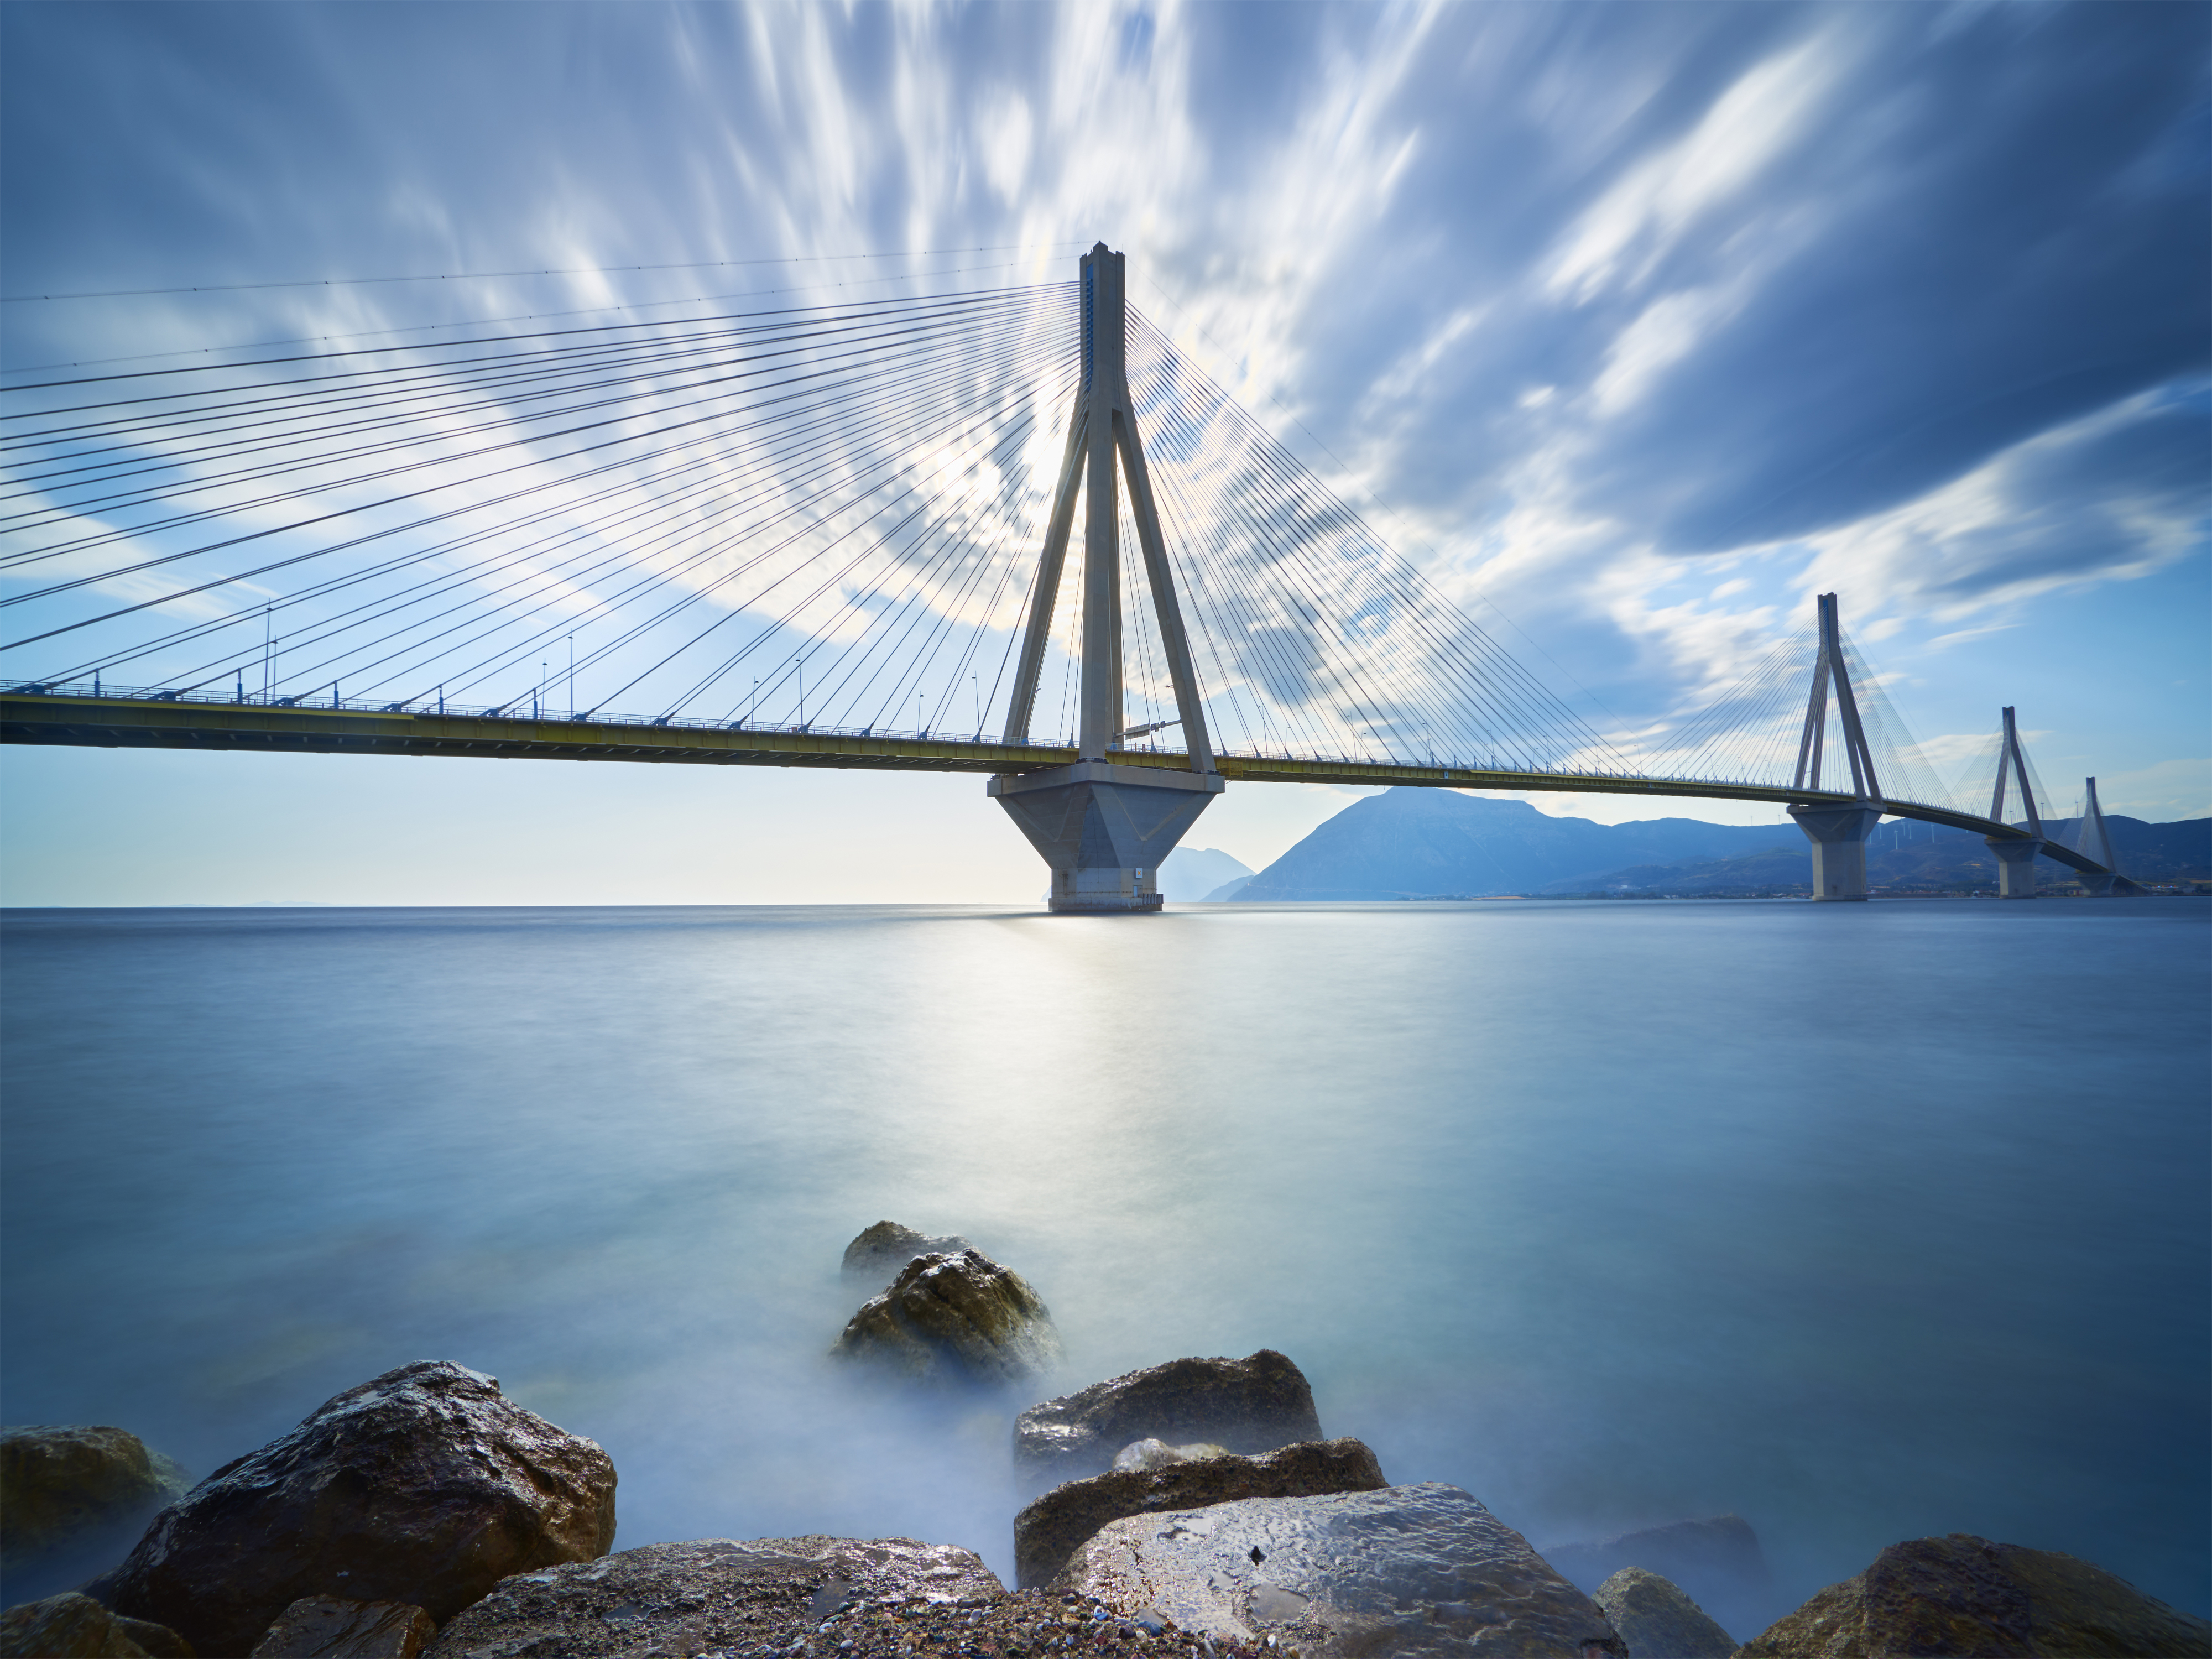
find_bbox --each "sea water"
[2,899,2205,1635]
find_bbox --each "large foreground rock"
[1543,1514,1769,1636]
[1016,1437,1387,1589]
[832,1250,1061,1385]
[1057,1482,1623,1657]
[841,1222,975,1291]
[1014,1350,1322,1483]
[1590,1568,1735,1659]
[423,1535,1004,1658]
[86,1361,615,1657]
[1738,1533,2212,1657]
[1,1426,190,1569]
[0,1592,191,1658]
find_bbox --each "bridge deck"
[5,690,2103,868]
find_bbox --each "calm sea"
[2,900,2205,1635]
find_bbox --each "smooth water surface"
[3,899,2206,1634]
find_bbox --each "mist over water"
[2,900,2205,1636]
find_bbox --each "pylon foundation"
[1986,836,2042,899]
[991,762,1223,912]
[1790,802,1881,901]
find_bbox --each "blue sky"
[1,0,2204,903]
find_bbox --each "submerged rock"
[248,1596,436,1659]
[1591,1567,1736,1659]
[1016,1437,1387,1589]
[0,1426,190,1570]
[86,1360,615,1657]
[1736,1532,2212,1657]
[0,1592,192,1658]
[1110,1438,1231,1472]
[1543,1513,1770,1635]
[1014,1350,1323,1483]
[1056,1483,1622,1657]
[832,1250,1061,1386]
[841,1222,975,1291]
[422,1535,1004,1658]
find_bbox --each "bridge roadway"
[0,688,2111,875]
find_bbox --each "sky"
[1,0,2205,905]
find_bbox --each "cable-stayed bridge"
[0,245,2139,905]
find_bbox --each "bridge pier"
[1986,836,2042,899]
[1789,801,1882,901]
[991,763,1223,911]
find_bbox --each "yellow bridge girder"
[0,690,2045,847]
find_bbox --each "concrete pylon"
[993,244,1222,912]
[1983,706,2043,899]
[1790,593,1883,901]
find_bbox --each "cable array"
[0,273,1965,804]
[1,285,1081,736]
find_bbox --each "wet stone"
[1015,1354,1323,1486]
[1055,1484,1622,1659]
[424,1539,1283,1659]
[248,1595,437,1659]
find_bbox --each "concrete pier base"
[1986,836,2043,899]
[990,761,1224,912]
[1790,801,1882,901]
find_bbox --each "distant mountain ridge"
[1230,789,1804,900]
[1546,813,2212,896]
[1227,789,2212,900]
[1157,845,1255,902]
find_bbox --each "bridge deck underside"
[3,693,2104,868]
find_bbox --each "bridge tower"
[989,244,1223,910]
[1984,706,2044,898]
[1788,593,1884,901]
[2068,776,2135,895]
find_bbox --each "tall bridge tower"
[1787,593,1884,900]
[988,244,1223,911]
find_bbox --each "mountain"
[1547,813,2212,896]
[1225,789,2212,901]
[1159,845,1255,901]
[1229,789,1805,899]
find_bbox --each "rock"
[249,1597,436,1659]
[1056,1481,1623,1657]
[841,1222,974,1291]
[1543,1514,1770,1636]
[422,1535,1004,1658]
[0,1592,192,1658]
[831,1250,1061,1385]
[1016,1437,1387,1590]
[1591,1567,1735,1659]
[1111,1438,1232,1472]
[84,1360,615,1657]
[0,1426,191,1569]
[1014,1350,1324,1484]
[1736,1532,2212,1657]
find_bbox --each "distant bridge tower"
[1985,705,2044,899]
[2068,776,2140,896]
[1788,593,1884,901]
[989,244,1223,911]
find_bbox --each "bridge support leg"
[1986,836,2043,899]
[1789,802,1882,901]
[990,761,1224,912]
